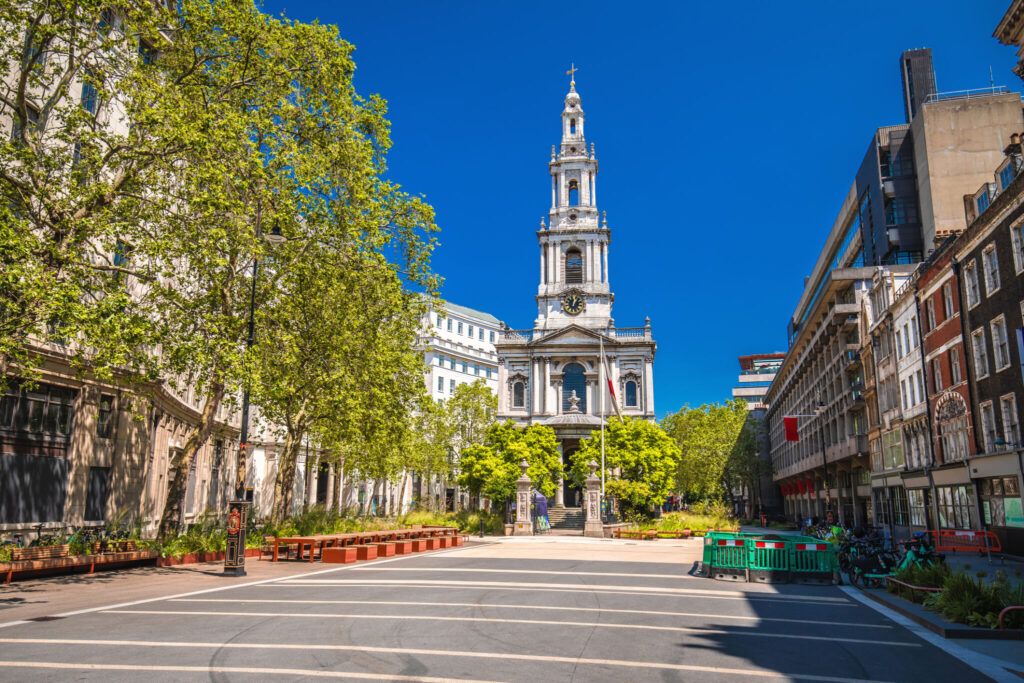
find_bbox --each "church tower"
[536,74,612,331]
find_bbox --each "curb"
[860,587,1024,640]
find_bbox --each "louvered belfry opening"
[565,248,583,283]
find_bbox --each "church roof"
[540,412,605,428]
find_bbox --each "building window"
[895,330,903,359]
[457,321,463,335]
[992,316,1011,371]
[972,327,990,378]
[467,324,474,337]
[10,103,39,144]
[885,197,917,226]
[908,489,927,527]
[0,381,76,436]
[449,379,455,393]
[1012,222,1024,274]
[942,282,954,319]
[565,248,583,284]
[625,380,638,408]
[478,328,484,340]
[882,429,904,469]
[447,319,452,332]
[512,381,525,408]
[437,314,444,328]
[982,245,1000,295]
[81,70,99,116]
[448,357,455,370]
[489,331,495,343]
[965,261,980,308]
[84,466,110,522]
[437,376,443,392]
[925,298,936,331]
[980,401,997,453]
[979,476,1021,527]
[561,362,587,412]
[950,347,962,384]
[936,485,974,529]
[97,394,114,439]
[916,370,925,404]
[569,118,576,135]
[568,180,579,206]
[900,379,909,410]
[932,358,943,392]
[936,393,969,462]
[1000,394,1019,447]
[1000,162,1018,191]
[139,39,158,65]
[977,190,992,215]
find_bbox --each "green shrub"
[922,570,1024,629]
[0,545,12,562]
[645,510,739,534]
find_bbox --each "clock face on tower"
[562,292,586,316]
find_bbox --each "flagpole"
[600,336,605,498]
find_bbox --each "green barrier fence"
[703,533,838,584]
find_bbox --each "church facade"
[495,76,656,508]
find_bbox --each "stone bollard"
[513,459,533,536]
[584,460,604,538]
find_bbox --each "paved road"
[0,538,1000,682]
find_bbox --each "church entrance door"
[562,441,581,508]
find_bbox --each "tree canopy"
[662,399,752,502]
[569,417,681,516]
[458,421,562,511]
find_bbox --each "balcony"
[844,349,860,368]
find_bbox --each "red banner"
[784,416,799,441]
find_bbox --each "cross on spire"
[565,62,578,88]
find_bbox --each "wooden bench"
[2,549,159,584]
[11,545,69,562]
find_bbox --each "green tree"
[0,1,186,385]
[724,409,771,517]
[142,2,436,537]
[662,399,750,502]
[458,421,561,515]
[569,417,681,517]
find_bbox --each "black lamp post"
[225,221,285,577]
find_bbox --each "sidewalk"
[0,557,328,625]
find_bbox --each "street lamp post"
[225,221,285,578]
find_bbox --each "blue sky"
[264,0,1018,416]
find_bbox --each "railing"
[501,326,652,342]
[924,85,1009,103]
[614,327,647,339]
[502,329,534,341]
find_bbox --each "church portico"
[496,72,656,527]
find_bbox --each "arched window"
[512,381,525,408]
[625,380,638,408]
[569,118,576,135]
[562,363,587,413]
[565,248,583,284]
[568,180,579,206]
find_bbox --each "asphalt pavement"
[0,537,1012,682]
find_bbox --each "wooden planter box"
[394,540,414,555]
[11,545,69,562]
[412,539,429,552]
[453,535,465,547]
[322,547,358,564]
[356,545,378,561]
[3,549,158,584]
[155,548,259,568]
[376,542,396,557]
[426,538,441,550]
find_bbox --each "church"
[495,73,656,512]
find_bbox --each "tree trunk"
[273,425,308,521]
[331,462,342,511]
[395,471,408,516]
[158,380,226,539]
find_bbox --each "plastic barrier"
[927,529,1002,554]
[748,539,790,583]
[790,541,837,584]
[705,536,748,581]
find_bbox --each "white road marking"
[262,581,857,606]
[0,545,472,629]
[0,639,897,683]
[171,597,890,629]
[0,660,497,682]
[350,566,693,579]
[101,609,916,647]
[840,586,1022,683]
[264,581,856,606]
[278,578,851,602]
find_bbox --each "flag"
[603,355,622,418]
[783,416,799,442]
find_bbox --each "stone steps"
[547,507,584,530]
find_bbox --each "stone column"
[325,464,335,511]
[584,461,603,537]
[602,244,608,284]
[513,459,533,536]
[554,442,565,508]
[551,173,556,208]
[539,244,545,285]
